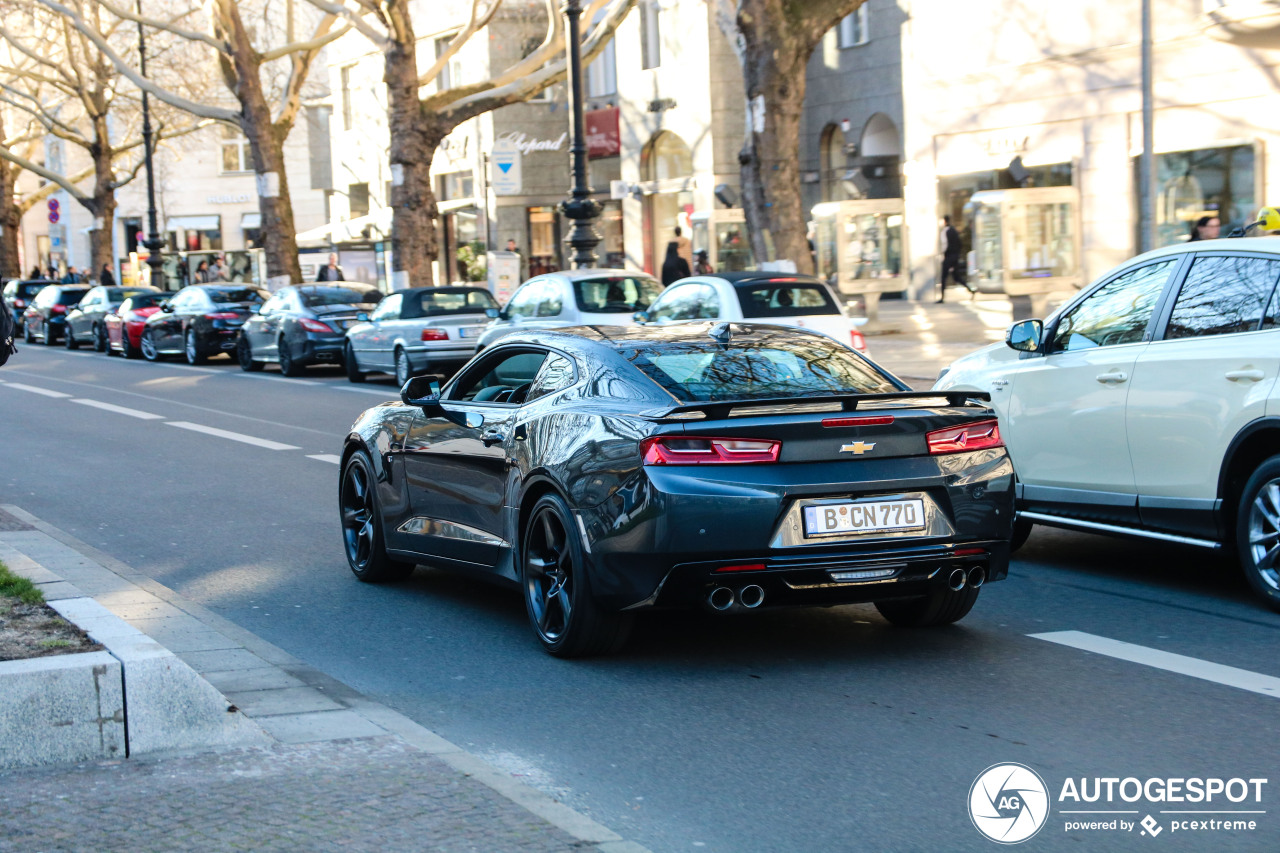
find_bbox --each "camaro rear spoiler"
[640,390,993,421]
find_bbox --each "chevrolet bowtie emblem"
[841,441,876,455]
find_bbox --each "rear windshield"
[58,289,89,305]
[405,289,495,318]
[574,276,663,313]
[299,286,381,307]
[624,337,896,403]
[208,287,268,305]
[106,288,153,302]
[124,292,168,309]
[19,282,51,297]
[737,282,839,318]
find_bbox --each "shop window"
[588,39,617,97]
[600,201,625,268]
[435,36,462,91]
[838,7,869,48]
[348,183,370,218]
[528,206,561,277]
[220,125,251,174]
[439,172,474,201]
[1138,144,1256,248]
[640,1,661,70]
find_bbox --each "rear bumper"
[300,334,347,363]
[405,345,474,371]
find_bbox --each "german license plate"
[458,325,483,338]
[803,499,926,536]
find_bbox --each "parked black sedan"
[64,285,160,351]
[340,323,1014,657]
[3,278,54,334]
[238,284,382,376]
[141,284,269,364]
[22,284,90,346]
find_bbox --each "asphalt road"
[2,345,1278,852]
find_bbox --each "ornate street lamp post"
[137,1,166,289]
[558,0,601,268]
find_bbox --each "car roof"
[1126,236,1280,262]
[694,272,828,288]
[543,268,658,282]
[393,285,490,294]
[491,322,835,353]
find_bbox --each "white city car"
[935,237,1280,611]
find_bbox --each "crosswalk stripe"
[165,421,299,451]
[71,399,164,420]
[1030,630,1280,699]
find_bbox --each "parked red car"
[105,291,170,359]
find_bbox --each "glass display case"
[963,187,1080,296]
[691,209,754,272]
[810,198,905,326]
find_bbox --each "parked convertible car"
[640,272,870,354]
[340,323,1013,656]
[105,291,170,358]
[344,285,496,386]
[936,237,1280,610]
[141,284,269,364]
[64,285,159,351]
[238,284,382,376]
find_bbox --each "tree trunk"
[385,11,441,288]
[0,164,20,281]
[737,22,814,274]
[89,130,116,277]
[225,3,303,287]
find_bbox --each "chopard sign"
[495,131,568,155]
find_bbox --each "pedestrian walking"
[99,263,116,288]
[661,241,691,286]
[673,226,692,269]
[1188,215,1221,241]
[316,253,345,282]
[937,215,964,303]
[29,265,42,279]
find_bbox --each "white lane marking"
[307,454,342,464]
[244,374,317,385]
[334,385,399,396]
[166,421,299,451]
[1,382,72,398]
[1030,631,1280,699]
[71,399,164,420]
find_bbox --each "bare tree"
[711,0,866,273]
[38,0,346,285]
[315,0,633,287]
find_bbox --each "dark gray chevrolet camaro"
[340,323,1015,656]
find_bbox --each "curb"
[0,504,651,853]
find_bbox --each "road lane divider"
[307,454,342,464]
[1030,630,1280,699]
[1,382,73,398]
[166,421,300,451]
[71,399,165,420]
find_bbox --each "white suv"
[935,238,1280,610]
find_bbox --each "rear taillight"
[51,305,67,314]
[300,318,333,333]
[926,419,1003,455]
[204,312,239,320]
[13,299,25,308]
[641,436,781,465]
[421,328,449,341]
[714,563,767,573]
[850,329,867,352]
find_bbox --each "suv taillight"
[421,328,448,341]
[926,420,1003,455]
[641,436,781,465]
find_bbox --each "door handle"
[1225,369,1265,382]
[1095,371,1128,383]
[481,430,506,447]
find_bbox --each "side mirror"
[1006,319,1044,353]
[632,310,650,324]
[484,307,500,319]
[160,302,173,313]
[356,311,370,322]
[400,374,446,414]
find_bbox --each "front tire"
[141,329,162,361]
[522,493,632,657]
[875,585,980,627]
[1237,455,1280,612]
[340,451,414,583]
[237,336,263,372]
[93,323,108,353]
[184,330,205,365]
[120,329,138,359]
[345,344,366,383]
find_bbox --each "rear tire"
[185,330,205,365]
[278,337,303,377]
[875,585,980,627]
[394,347,413,387]
[340,451,414,583]
[23,322,34,344]
[522,493,632,657]
[237,336,263,372]
[345,344,366,383]
[43,324,58,346]
[93,324,108,353]
[1236,455,1280,612]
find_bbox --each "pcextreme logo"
[969,763,1051,844]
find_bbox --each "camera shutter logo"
[969,763,1050,844]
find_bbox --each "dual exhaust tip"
[949,566,985,592]
[707,584,765,612]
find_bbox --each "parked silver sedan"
[344,286,497,385]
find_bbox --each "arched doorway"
[820,124,849,202]
[857,113,902,199]
[641,131,694,274]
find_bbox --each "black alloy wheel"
[64,324,79,349]
[237,336,263,372]
[875,584,980,627]
[278,337,302,377]
[340,451,413,583]
[394,347,412,387]
[184,330,206,365]
[1237,455,1280,612]
[345,344,366,383]
[141,329,162,361]
[522,493,632,657]
[93,324,108,353]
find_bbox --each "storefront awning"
[241,213,262,229]
[165,214,221,232]
[297,208,393,244]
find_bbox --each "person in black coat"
[661,241,690,286]
[99,263,116,288]
[317,253,345,281]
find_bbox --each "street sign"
[47,198,59,211]
[491,140,522,196]
[48,210,59,224]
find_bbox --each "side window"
[650,285,693,323]
[1050,260,1175,353]
[695,284,721,319]
[370,293,402,321]
[260,294,284,314]
[506,282,541,318]
[1165,255,1279,339]
[168,291,193,312]
[1263,282,1280,330]
[525,353,576,402]
[537,282,564,317]
[450,350,549,404]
